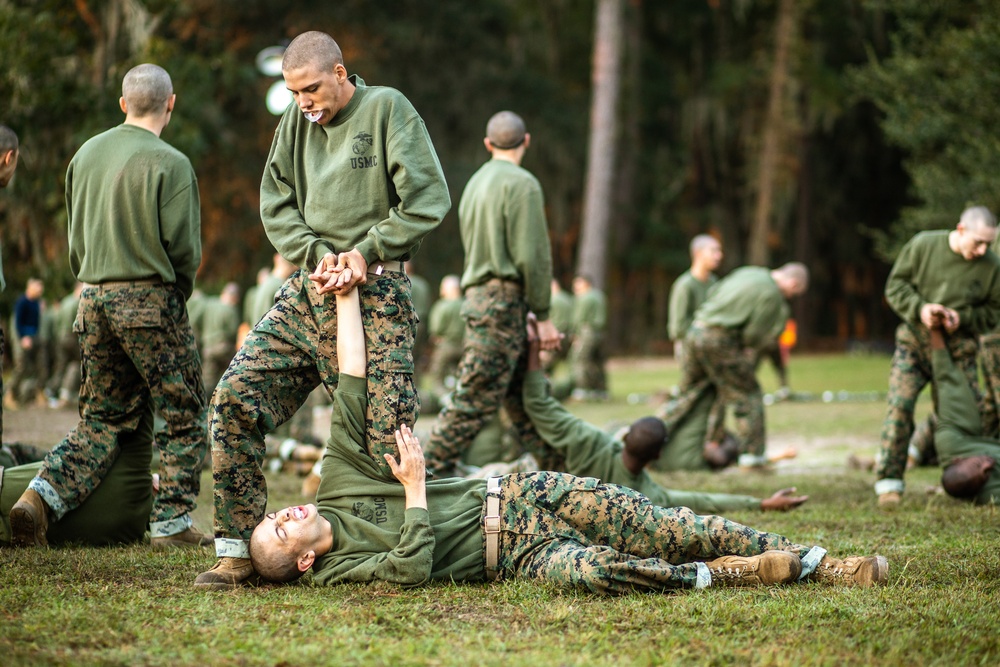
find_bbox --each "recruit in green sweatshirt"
[885,230,1000,335]
[931,347,1000,504]
[312,374,488,586]
[692,266,789,351]
[668,270,718,340]
[260,76,451,272]
[458,159,553,321]
[521,370,761,513]
[65,124,202,298]
[571,287,607,334]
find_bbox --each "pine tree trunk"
[576,0,624,289]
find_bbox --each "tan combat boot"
[704,551,802,586]
[151,526,213,549]
[194,557,255,590]
[808,555,889,587]
[9,488,50,547]
[877,492,901,509]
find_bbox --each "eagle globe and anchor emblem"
[350,132,377,169]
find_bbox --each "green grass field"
[4,353,998,666]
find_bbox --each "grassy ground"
[4,353,998,666]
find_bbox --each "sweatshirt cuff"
[337,373,368,396]
[355,237,379,267]
[404,507,431,525]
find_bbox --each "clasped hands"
[309,249,368,295]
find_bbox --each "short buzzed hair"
[774,261,809,292]
[622,417,668,465]
[0,124,18,153]
[122,64,173,117]
[282,31,345,72]
[249,526,307,583]
[689,234,718,259]
[941,458,990,500]
[486,111,527,150]
[959,206,997,231]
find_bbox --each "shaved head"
[773,261,809,295]
[486,111,527,150]
[0,124,18,153]
[959,206,997,232]
[122,64,173,117]
[283,31,344,73]
[689,234,718,258]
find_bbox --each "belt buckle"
[484,515,501,533]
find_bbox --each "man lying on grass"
[486,313,809,515]
[926,308,1000,505]
[245,283,887,593]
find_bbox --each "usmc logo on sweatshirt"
[351,132,377,170]
[351,497,388,524]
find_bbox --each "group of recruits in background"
[0,29,994,594]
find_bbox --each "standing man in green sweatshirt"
[568,274,608,400]
[668,234,723,364]
[8,64,209,549]
[196,31,451,589]
[875,207,1000,507]
[659,263,808,469]
[0,124,18,447]
[422,111,561,476]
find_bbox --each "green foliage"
[852,0,1000,259]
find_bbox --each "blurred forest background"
[2,0,999,354]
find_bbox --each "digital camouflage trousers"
[494,472,810,594]
[35,283,205,525]
[210,270,417,543]
[877,323,979,485]
[661,324,765,458]
[423,280,546,475]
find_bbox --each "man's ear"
[297,550,317,572]
[119,97,128,114]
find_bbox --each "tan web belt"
[367,260,404,276]
[484,476,502,581]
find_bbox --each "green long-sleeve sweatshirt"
[429,297,464,344]
[885,230,1000,335]
[931,347,1000,505]
[668,270,718,340]
[313,375,488,586]
[522,370,761,513]
[693,266,789,351]
[458,159,553,320]
[260,76,451,272]
[65,124,202,298]
[572,288,607,334]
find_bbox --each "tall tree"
[747,0,799,266]
[576,0,625,289]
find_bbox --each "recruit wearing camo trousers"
[422,280,549,474]
[877,323,981,484]
[661,323,767,462]
[29,283,205,535]
[210,269,417,554]
[492,472,826,592]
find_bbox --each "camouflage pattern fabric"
[662,324,765,458]
[877,323,980,484]
[494,472,810,594]
[36,283,205,524]
[978,331,1000,438]
[210,270,417,542]
[423,280,545,475]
